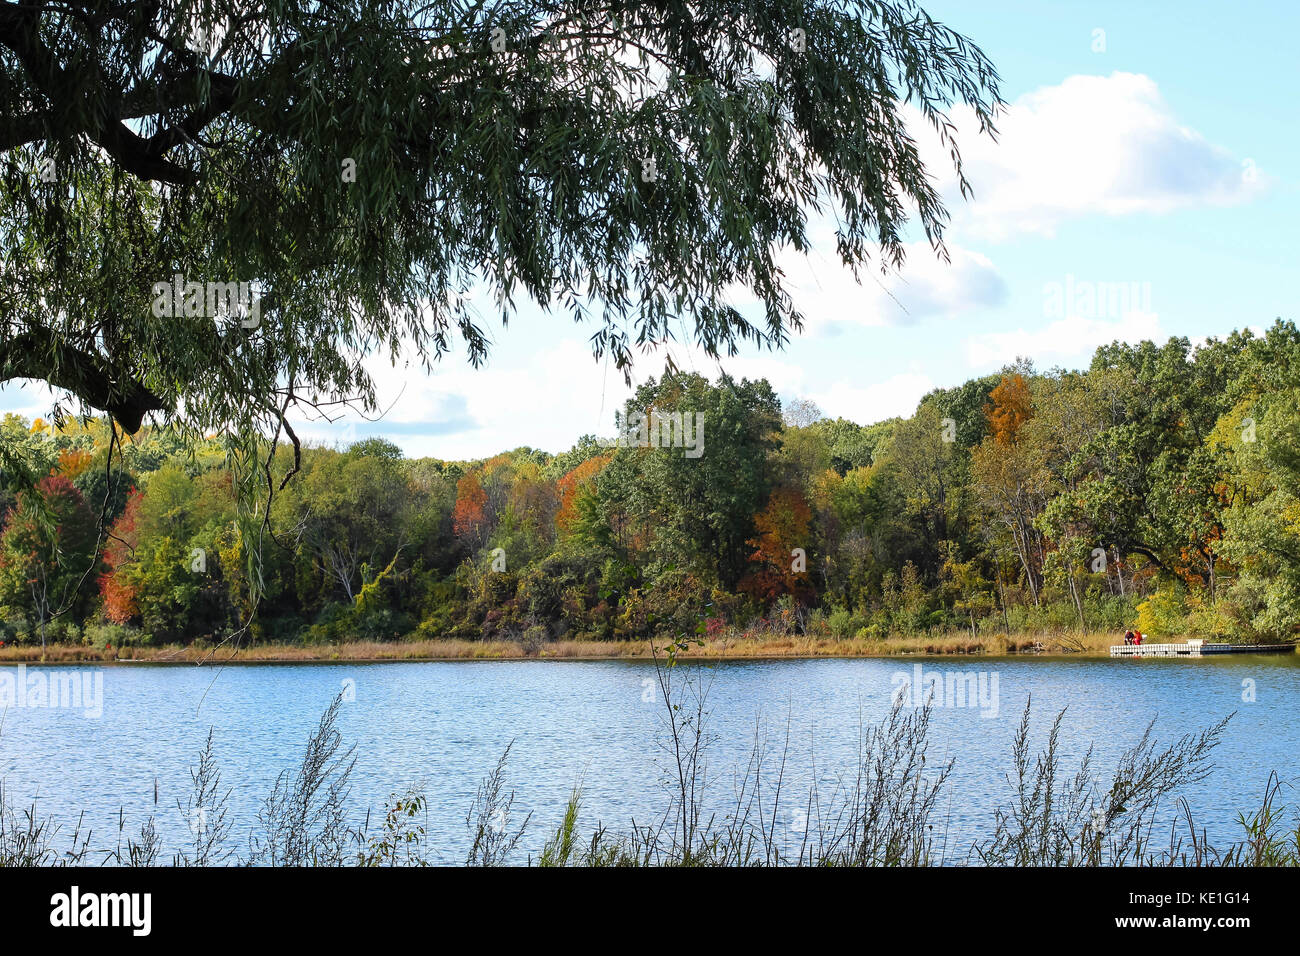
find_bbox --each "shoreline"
[2,632,1290,665]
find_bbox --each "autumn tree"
[99,487,143,624]
[742,486,815,603]
[556,453,613,536]
[985,373,1034,446]
[0,474,98,647]
[452,471,490,549]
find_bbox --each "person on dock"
[1123,630,1135,645]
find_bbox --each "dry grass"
[0,644,120,663]
[0,630,1151,663]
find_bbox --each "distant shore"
[3,631,1278,664]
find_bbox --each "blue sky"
[5,1,1296,460]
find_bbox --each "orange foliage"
[985,374,1034,445]
[555,453,613,534]
[741,486,814,603]
[55,448,93,480]
[451,471,488,543]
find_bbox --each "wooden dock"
[1110,640,1295,658]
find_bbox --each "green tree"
[2,0,1001,459]
[96,462,242,641]
[1218,389,1300,640]
[874,402,963,574]
[594,372,781,589]
[285,440,419,603]
[0,474,98,648]
[808,417,878,474]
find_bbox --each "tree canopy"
[1,0,1001,457]
[6,324,1300,649]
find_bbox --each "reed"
[0,630,1152,663]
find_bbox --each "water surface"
[1,655,1295,863]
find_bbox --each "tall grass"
[249,694,356,866]
[464,742,531,866]
[973,701,1231,865]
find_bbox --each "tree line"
[3,321,1299,649]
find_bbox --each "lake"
[1,655,1296,864]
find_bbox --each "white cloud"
[293,335,816,460]
[924,72,1266,240]
[0,381,60,422]
[781,238,1008,329]
[809,372,937,425]
[965,310,1164,369]
[291,338,623,459]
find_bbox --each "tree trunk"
[1069,574,1085,630]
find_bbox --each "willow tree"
[2,0,1001,498]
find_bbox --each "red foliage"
[451,472,488,543]
[99,488,142,624]
[0,474,98,613]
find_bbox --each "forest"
[2,322,1299,651]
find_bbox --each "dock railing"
[1110,640,1293,658]
[1110,642,1203,658]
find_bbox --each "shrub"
[1135,584,1190,638]
[84,620,146,648]
[826,606,855,639]
[521,624,548,654]
[0,611,31,644]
